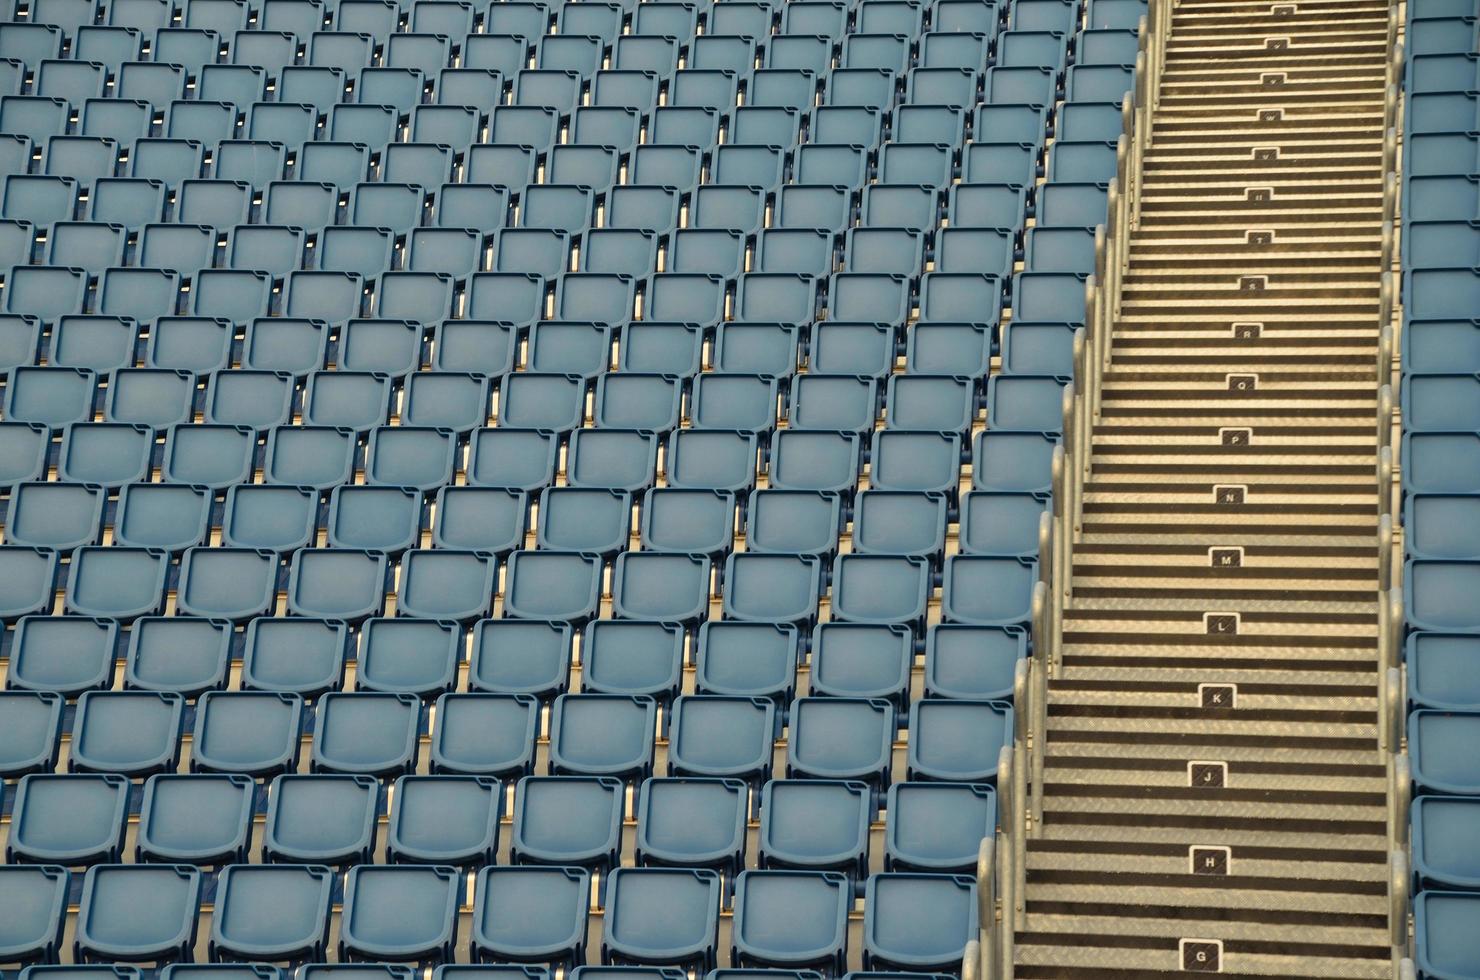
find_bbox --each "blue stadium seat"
[635,777,749,875]
[584,620,686,702]
[136,773,254,866]
[510,776,624,871]
[1407,559,1480,631]
[731,871,849,974]
[1415,891,1480,980]
[862,874,976,972]
[326,486,422,556]
[365,427,458,492]
[566,429,661,492]
[311,692,422,778]
[830,554,931,635]
[388,775,502,867]
[851,491,948,563]
[548,694,657,780]
[70,690,183,777]
[6,773,129,865]
[809,321,896,379]
[355,618,459,700]
[713,323,802,379]
[123,616,231,697]
[503,550,603,626]
[810,622,913,709]
[908,699,1012,782]
[241,618,349,699]
[668,695,776,782]
[885,782,996,872]
[0,690,64,777]
[339,865,461,963]
[472,866,591,969]
[640,490,738,560]
[191,692,304,778]
[210,865,334,963]
[1409,633,1480,710]
[537,487,631,556]
[786,698,893,789]
[747,490,842,560]
[431,693,539,779]
[397,550,498,623]
[610,552,712,626]
[870,431,964,499]
[1413,796,1480,890]
[695,621,800,707]
[262,774,379,867]
[603,868,722,970]
[723,553,823,628]
[768,430,862,498]
[8,615,116,696]
[0,864,69,964]
[758,779,871,879]
[74,863,202,963]
[469,620,572,700]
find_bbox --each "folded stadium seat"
[570,106,642,156]
[124,616,232,697]
[1409,633,1480,711]
[6,616,113,698]
[688,33,755,75]
[497,372,587,432]
[862,874,976,972]
[472,866,591,968]
[907,698,1013,782]
[592,373,683,433]
[355,618,461,700]
[1063,64,1134,105]
[600,869,721,970]
[787,375,879,438]
[433,320,517,377]
[1406,221,1480,272]
[387,775,503,867]
[363,426,458,493]
[500,550,601,625]
[6,773,128,865]
[527,321,613,379]
[957,491,1049,558]
[174,178,251,227]
[73,863,203,963]
[691,621,798,710]
[737,272,822,323]
[1408,558,1480,632]
[936,227,1014,280]
[138,225,217,279]
[1404,374,1480,432]
[329,105,398,152]
[1408,52,1480,95]
[591,67,660,113]
[756,779,871,879]
[0,94,67,144]
[3,174,77,227]
[627,145,704,197]
[797,144,870,188]
[401,371,489,431]
[731,870,850,973]
[203,370,296,431]
[719,551,823,628]
[1418,890,1480,979]
[618,322,703,379]
[45,222,122,278]
[484,0,549,39]
[317,226,394,281]
[919,272,1004,328]
[112,483,210,551]
[4,366,95,427]
[210,864,334,962]
[464,37,531,80]
[260,425,354,492]
[904,322,993,379]
[135,774,256,868]
[0,546,56,623]
[0,688,62,778]
[432,487,527,556]
[711,144,787,191]
[0,313,40,374]
[433,185,509,236]
[776,185,854,236]
[634,776,749,876]
[830,274,913,326]
[431,693,539,778]
[1057,102,1126,144]
[604,186,680,236]
[1036,182,1110,230]
[1002,321,1079,375]
[636,491,733,562]
[103,367,193,429]
[746,489,843,562]
[666,694,777,784]
[240,621,347,702]
[761,431,858,502]
[941,554,1039,626]
[887,375,978,435]
[264,774,378,867]
[464,429,557,493]
[190,691,304,778]
[339,865,461,964]
[348,184,426,238]
[962,142,1038,187]
[5,482,104,551]
[405,228,484,283]
[710,324,799,381]
[2,267,85,324]
[995,29,1068,69]
[38,314,129,377]
[666,430,762,496]
[689,185,766,237]
[693,373,783,435]
[583,619,686,703]
[466,272,547,328]
[840,228,925,279]
[810,620,911,709]
[610,552,713,625]
[1413,796,1480,892]
[509,775,624,871]
[197,61,265,106]
[1023,226,1098,275]
[64,545,166,621]
[885,781,996,872]
[562,429,658,493]
[986,374,1071,432]
[1402,432,1480,494]
[781,0,847,40]
[395,550,497,624]
[226,229,303,280]
[325,486,422,556]
[174,547,277,622]
[850,491,949,564]
[830,554,932,637]
[0,864,69,963]
[1406,494,1480,560]
[548,693,658,780]
[972,430,1059,494]
[786,697,893,789]
[1413,709,1480,796]
[220,484,317,553]
[859,183,939,233]
[868,430,965,500]
[311,692,422,778]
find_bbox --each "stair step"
[1014,940,1392,979]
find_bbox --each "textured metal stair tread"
[1039,756,1384,787]
[1013,946,1392,979]
[1022,910,1388,943]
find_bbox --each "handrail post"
[976,838,996,978]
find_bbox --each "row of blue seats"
[0,538,1039,624]
[1400,5,1480,979]
[3,862,979,972]
[0,422,1059,495]
[0,314,1047,381]
[0,687,1013,784]
[2,592,1027,702]
[2,771,995,873]
[0,611,1023,703]
[0,966,976,980]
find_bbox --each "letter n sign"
[1180,938,1223,972]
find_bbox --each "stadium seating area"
[0,0,1143,971]
[1401,2,1480,977]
